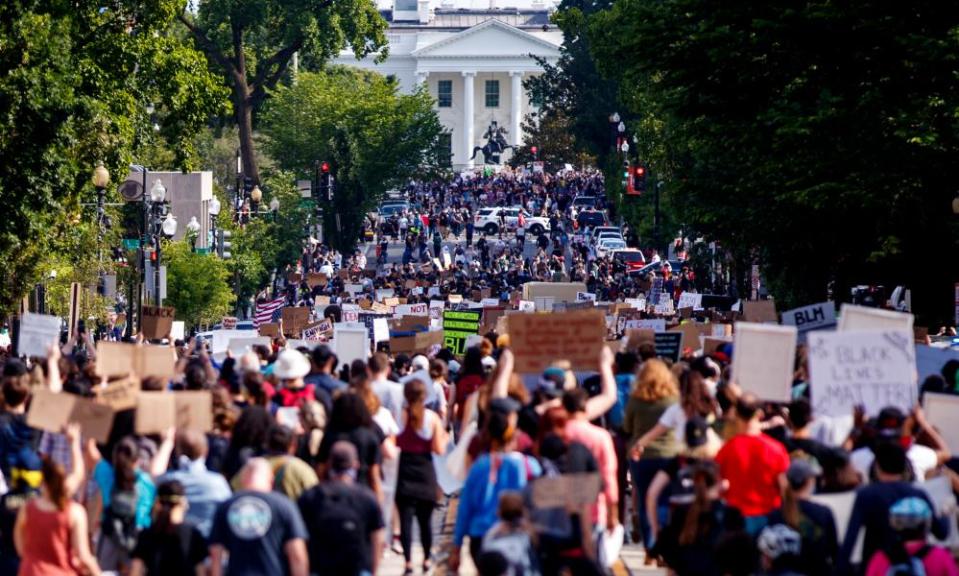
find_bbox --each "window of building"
[437,133,453,167]
[485,79,500,108]
[437,80,452,108]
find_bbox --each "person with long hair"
[624,358,680,548]
[395,379,447,574]
[14,456,100,575]
[318,392,384,502]
[92,436,157,572]
[452,346,486,431]
[221,405,274,480]
[129,480,208,575]
[766,460,838,575]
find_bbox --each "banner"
[732,322,797,402]
[808,329,916,418]
[17,312,61,357]
[509,310,605,373]
[781,302,836,333]
[442,310,482,355]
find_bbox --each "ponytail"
[679,470,710,545]
[781,483,801,530]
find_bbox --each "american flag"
[253,296,286,328]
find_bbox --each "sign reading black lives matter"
[442,310,481,355]
[808,329,916,418]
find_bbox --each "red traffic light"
[530,146,538,155]
[635,166,645,176]
[320,161,330,173]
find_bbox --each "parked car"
[474,207,550,235]
[595,238,628,259]
[612,248,646,272]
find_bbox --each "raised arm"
[585,346,616,421]
[63,423,86,497]
[46,343,62,393]
[490,348,514,400]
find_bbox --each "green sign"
[121,239,141,250]
[442,309,481,355]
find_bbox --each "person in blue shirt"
[450,406,541,572]
[158,430,233,538]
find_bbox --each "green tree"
[164,241,235,329]
[0,1,227,317]
[589,0,959,322]
[509,110,594,170]
[260,68,446,252]
[179,0,388,185]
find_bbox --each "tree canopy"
[164,240,235,329]
[589,0,959,321]
[260,67,446,252]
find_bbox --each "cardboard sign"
[442,310,482,355]
[781,302,836,333]
[677,292,703,310]
[732,322,798,402]
[174,391,213,432]
[654,332,683,362]
[302,320,333,341]
[808,329,916,418]
[521,282,587,304]
[135,392,176,435]
[838,304,914,333]
[307,273,328,288]
[142,305,176,339]
[668,322,709,352]
[96,342,176,379]
[703,336,732,356]
[509,310,605,373]
[924,393,959,455]
[530,473,602,508]
[27,389,114,443]
[448,294,463,304]
[287,273,303,284]
[258,323,280,338]
[221,316,238,330]
[17,312,61,357]
[742,300,778,324]
[314,295,331,306]
[94,377,140,411]
[390,329,444,355]
[281,307,310,337]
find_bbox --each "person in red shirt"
[715,394,789,535]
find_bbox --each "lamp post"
[608,112,621,150]
[235,148,243,216]
[92,162,111,262]
[250,185,263,215]
[147,179,177,305]
[209,196,221,253]
[186,217,200,252]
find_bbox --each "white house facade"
[332,0,562,169]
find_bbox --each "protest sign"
[711,323,733,337]
[96,342,176,379]
[258,323,280,338]
[141,305,176,339]
[481,298,500,307]
[518,300,535,312]
[373,318,390,346]
[170,321,185,342]
[302,320,333,341]
[390,329,444,355]
[838,304,914,333]
[654,298,674,316]
[307,273,328,288]
[509,310,605,373]
[228,337,271,357]
[808,329,916,418]
[287,272,302,284]
[677,292,703,311]
[703,336,732,356]
[27,389,114,443]
[314,295,331,306]
[448,294,463,304]
[732,322,797,402]
[341,303,360,323]
[625,297,646,310]
[624,318,666,333]
[208,329,246,354]
[281,307,310,337]
[521,282,586,304]
[923,393,959,455]
[576,292,597,303]
[530,473,601,509]
[383,297,400,308]
[442,310,482,355]
[429,300,445,320]
[809,491,863,563]
[174,391,213,432]
[654,332,683,362]
[395,303,428,317]
[668,322,708,352]
[333,325,368,370]
[94,377,140,411]
[345,283,364,296]
[221,316,238,330]
[649,278,665,306]
[781,302,836,333]
[624,329,654,352]
[742,300,778,324]
[135,392,176,435]
[921,476,959,549]
[17,312,60,357]
[428,286,441,297]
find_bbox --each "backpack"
[885,545,932,576]
[306,484,367,574]
[102,486,139,553]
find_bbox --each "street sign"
[121,239,141,250]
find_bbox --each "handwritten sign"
[281,307,310,337]
[654,332,683,362]
[135,392,175,435]
[677,292,703,310]
[732,322,797,402]
[576,292,597,303]
[509,310,605,373]
[781,302,836,333]
[808,329,916,418]
[174,391,213,432]
[17,312,61,357]
[142,305,176,340]
[649,278,664,305]
[838,304,914,333]
[442,310,482,355]
[258,323,280,338]
[307,273,328,288]
[94,377,140,411]
[395,303,428,317]
[924,393,959,455]
[302,320,333,342]
[221,316,238,330]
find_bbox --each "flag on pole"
[254,296,286,328]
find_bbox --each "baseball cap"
[785,459,822,489]
[876,406,906,435]
[684,416,710,449]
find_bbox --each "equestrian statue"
[470,121,513,165]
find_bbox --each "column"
[510,71,523,147]
[462,71,476,169]
[416,70,429,86]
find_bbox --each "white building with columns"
[332,0,562,169]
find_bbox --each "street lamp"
[150,179,167,203]
[162,213,178,237]
[92,162,110,256]
[209,196,221,253]
[186,216,200,252]
[269,197,280,222]
[146,178,171,305]
[250,185,262,214]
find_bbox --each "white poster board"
[807,329,916,418]
[228,336,272,357]
[576,292,597,303]
[372,318,390,346]
[518,300,535,313]
[624,319,666,333]
[923,393,959,455]
[170,321,186,342]
[781,301,837,332]
[209,329,247,354]
[333,326,368,370]
[809,491,863,563]
[395,303,428,317]
[17,312,61,357]
[838,304,913,333]
[731,322,797,402]
[677,292,703,310]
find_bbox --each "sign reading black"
[655,332,682,362]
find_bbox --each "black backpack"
[306,485,367,575]
[103,487,139,553]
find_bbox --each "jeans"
[629,457,670,549]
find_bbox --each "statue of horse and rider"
[470,121,514,165]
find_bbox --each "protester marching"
[2,164,958,576]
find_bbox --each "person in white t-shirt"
[849,406,949,483]
[369,352,405,426]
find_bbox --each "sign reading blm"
[781,302,836,333]
[807,329,916,418]
[443,310,481,355]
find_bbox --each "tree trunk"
[234,86,259,185]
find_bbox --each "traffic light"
[217,229,232,259]
[316,161,334,202]
[530,146,538,160]
[632,164,647,194]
